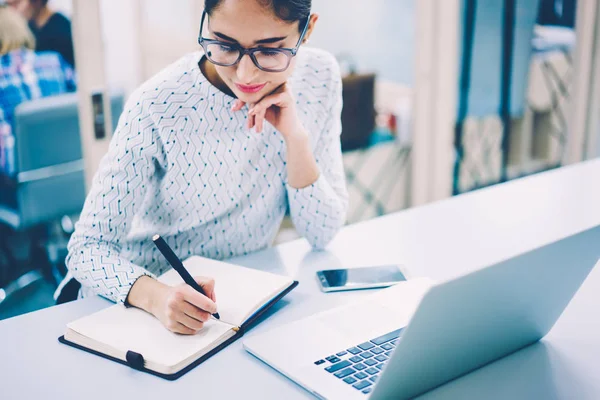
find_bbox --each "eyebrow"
[213,31,288,45]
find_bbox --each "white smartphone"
[316,265,407,292]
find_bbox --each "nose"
[236,53,258,84]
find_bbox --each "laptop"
[243,226,600,399]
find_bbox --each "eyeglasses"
[197,10,309,73]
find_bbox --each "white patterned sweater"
[65,48,348,303]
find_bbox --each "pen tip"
[214,312,221,320]
[152,234,160,241]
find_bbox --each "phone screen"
[319,265,406,289]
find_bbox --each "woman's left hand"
[231,83,305,141]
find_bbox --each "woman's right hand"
[128,275,218,335]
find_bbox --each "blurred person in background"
[0,3,76,178]
[6,0,74,67]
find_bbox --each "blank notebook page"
[158,256,294,327]
[67,305,233,368]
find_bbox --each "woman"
[64,0,348,335]
[0,4,75,177]
[6,0,75,67]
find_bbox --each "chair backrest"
[2,92,124,229]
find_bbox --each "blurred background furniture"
[0,92,124,311]
[340,73,376,152]
[454,0,578,194]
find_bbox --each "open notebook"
[59,256,298,380]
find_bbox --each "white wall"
[49,0,72,15]
[310,0,415,85]
[59,0,415,97]
[99,1,143,96]
[595,116,600,157]
[138,0,204,83]
[51,0,203,97]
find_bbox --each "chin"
[235,90,267,104]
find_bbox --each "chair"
[0,92,124,305]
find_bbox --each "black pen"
[152,234,220,320]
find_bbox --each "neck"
[34,6,54,28]
[199,56,236,98]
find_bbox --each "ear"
[302,13,319,44]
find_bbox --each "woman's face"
[206,0,316,104]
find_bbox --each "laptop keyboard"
[313,328,404,395]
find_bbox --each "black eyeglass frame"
[197,10,310,73]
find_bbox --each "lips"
[235,82,267,94]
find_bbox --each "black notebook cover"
[58,280,298,380]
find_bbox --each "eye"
[260,49,282,57]
[218,45,237,53]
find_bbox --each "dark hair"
[204,0,311,31]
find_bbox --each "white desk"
[2,159,600,399]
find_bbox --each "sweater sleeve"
[66,94,164,303]
[286,58,349,250]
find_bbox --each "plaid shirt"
[0,47,76,176]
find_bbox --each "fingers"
[231,99,246,111]
[247,93,286,133]
[256,109,267,133]
[162,287,211,334]
[247,112,255,130]
[249,92,287,117]
[233,88,290,134]
[247,107,267,133]
[176,310,205,331]
[163,294,197,334]
[194,276,216,303]
[180,299,211,322]
[246,103,255,130]
[182,284,218,314]
[168,321,196,335]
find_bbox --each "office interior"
[0,0,596,318]
[0,0,599,389]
